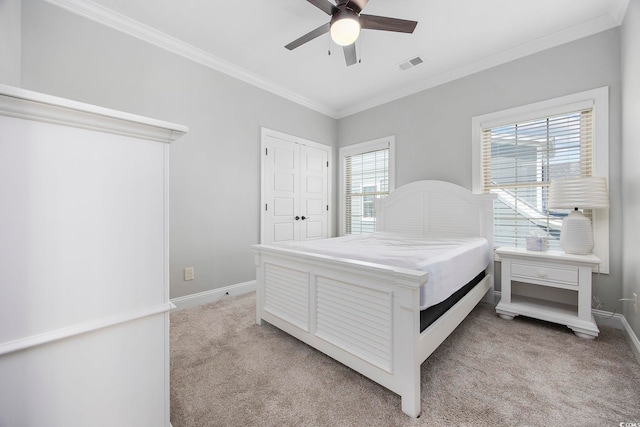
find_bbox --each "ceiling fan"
[285,0,418,66]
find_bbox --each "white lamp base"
[560,210,594,255]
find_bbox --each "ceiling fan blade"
[343,43,357,66]
[346,0,369,14]
[360,14,418,33]
[285,23,330,50]
[307,0,338,15]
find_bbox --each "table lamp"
[548,177,609,255]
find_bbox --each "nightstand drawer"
[511,262,578,285]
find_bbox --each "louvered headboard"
[375,180,496,247]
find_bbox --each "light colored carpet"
[170,292,640,426]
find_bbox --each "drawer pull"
[537,269,548,278]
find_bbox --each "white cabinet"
[0,85,187,426]
[495,247,601,339]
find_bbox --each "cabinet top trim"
[0,84,188,143]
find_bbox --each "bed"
[253,180,496,417]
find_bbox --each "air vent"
[398,56,424,71]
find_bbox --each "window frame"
[339,136,396,236]
[471,87,609,273]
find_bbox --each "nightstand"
[495,247,601,339]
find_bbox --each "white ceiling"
[51,0,628,118]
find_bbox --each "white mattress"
[279,232,490,310]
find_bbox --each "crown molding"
[42,0,339,118]
[336,12,623,118]
[610,0,630,24]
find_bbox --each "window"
[472,88,609,272]
[340,137,395,235]
[484,110,593,250]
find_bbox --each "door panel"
[274,147,295,169]
[306,176,323,193]
[305,150,325,172]
[273,223,295,243]
[300,145,328,241]
[305,199,323,216]
[274,172,295,192]
[273,197,295,216]
[264,135,300,244]
[304,221,324,239]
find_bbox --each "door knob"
[301,216,308,220]
[295,216,300,220]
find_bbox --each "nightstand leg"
[501,258,512,304]
[577,265,592,322]
[571,327,597,339]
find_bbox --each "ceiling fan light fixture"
[330,11,361,46]
[286,0,418,67]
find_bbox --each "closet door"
[261,128,331,245]
[263,133,301,244]
[300,144,328,240]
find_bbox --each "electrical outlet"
[184,267,194,281]
[634,293,638,314]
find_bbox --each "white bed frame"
[253,180,496,417]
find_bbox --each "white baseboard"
[488,290,501,305]
[170,280,256,311]
[593,310,640,365]
[621,316,640,365]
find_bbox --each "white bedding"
[279,232,490,310]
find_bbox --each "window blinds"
[344,148,389,234]
[481,109,593,249]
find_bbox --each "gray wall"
[338,29,623,311]
[622,0,640,338]
[0,0,21,86]
[19,0,337,299]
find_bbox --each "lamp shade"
[548,177,609,210]
[548,176,609,255]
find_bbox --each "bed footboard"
[254,245,428,417]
